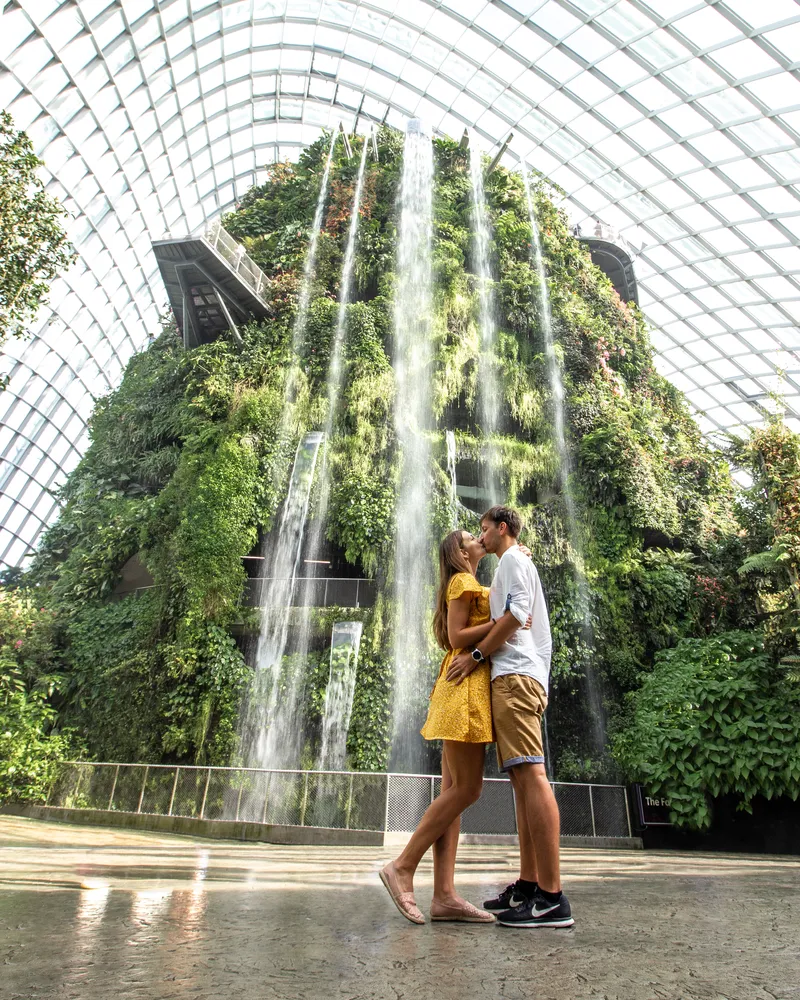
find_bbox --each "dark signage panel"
[635,784,674,826]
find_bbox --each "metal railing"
[47,763,632,839]
[244,577,377,609]
[205,220,269,302]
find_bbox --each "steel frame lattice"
[2,0,800,567]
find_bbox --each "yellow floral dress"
[420,572,493,743]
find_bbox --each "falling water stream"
[522,168,607,755]
[317,621,364,771]
[294,137,371,671]
[469,138,501,505]
[242,431,323,770]
[240,132,338,772]
[391,120,436,772]
[311,622,364,827]
[291,130,339,352]
[446,429,458,529]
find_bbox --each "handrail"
[205,220,269,303]
[49,763,633,837]
[57,761,626,788]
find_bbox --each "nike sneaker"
[483,880,532,912]
[497,889,574,928]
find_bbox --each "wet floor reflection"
[1,816,799,1000]
[75,881,111,929]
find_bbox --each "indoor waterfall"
[291,129,339,352]
[522,168,608,754]
[237,132,340,775]
[446,429,458,530]
[293,135,371,666]
[390,119,436,772]
[317,621,364,771]
[241,431,323,770]
[469,137,501,505]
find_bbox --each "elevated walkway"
[576,222,639,306]
[152,221,271,348]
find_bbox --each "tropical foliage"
[614,631,800,829]
[0,111,75,352]
[2,127,799,826]
[0,590,82,801]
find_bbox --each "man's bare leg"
[511,769,539,883]
[509,762,561,892]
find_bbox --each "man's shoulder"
[504,546,537,573]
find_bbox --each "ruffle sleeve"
[447,572,482,602]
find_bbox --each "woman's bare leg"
[391,741,484,895]
[432,744,462,902]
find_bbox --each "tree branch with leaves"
[0,110,75,354]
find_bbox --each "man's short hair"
[481,504,522,538]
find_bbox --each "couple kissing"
[380,504,573,929]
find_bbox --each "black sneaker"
[483,880,532,912]
[497,890,574,928]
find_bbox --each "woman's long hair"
[432,530,471,651]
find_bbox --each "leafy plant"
[0,589,82,802]
[0,111,75,350]
[8,126,798,792]
[613,631,800,828]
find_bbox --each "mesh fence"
[461,779,518,835]
[424,777,517,835]
[46,763,631,838]
[171,768,208,818]
[554,783,595,837]
[386,774,433,833]
[590,784,631,838]
[141,767,177,816]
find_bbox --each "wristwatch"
[471,648,486,663]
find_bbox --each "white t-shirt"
[488,545,552,694]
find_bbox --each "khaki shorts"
[491,673,548,772]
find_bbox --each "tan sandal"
[430,898,496,923]
[379,862,425,925]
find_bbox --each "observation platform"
[152,221,271,349]
[2,813,798,1000]
[576,222,639,306]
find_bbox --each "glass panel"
[528,2,582,40]
[746,74,800,114]
[725,0,799,29]
[595,4,656,43]
[565,24,616,62]
[729,118,794,154]
[661,58,725,97]
[761,21,800,60]
[596,50,646,88]
[628,29,689,71]
[696,88,760,127]
[671,7,743,48]
[709,40,781,78]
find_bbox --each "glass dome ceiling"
[1,0,800,568]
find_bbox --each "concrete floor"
[1,816,799,1000]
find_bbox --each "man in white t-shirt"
[446,504,573,929]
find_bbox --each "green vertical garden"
[2,128,798,829]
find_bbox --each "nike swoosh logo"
[509,895,525,906]
[532,904,558,917]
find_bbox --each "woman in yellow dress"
[379,529,531,924]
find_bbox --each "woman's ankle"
[432,891,462,906]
